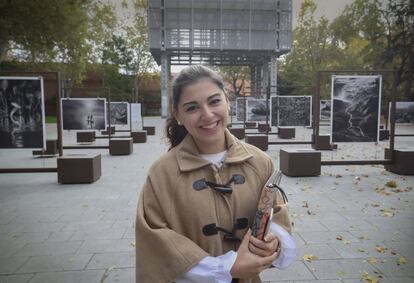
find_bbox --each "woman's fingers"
[249,233,279,257]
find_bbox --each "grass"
[45,116,57,123]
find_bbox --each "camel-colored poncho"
[136,129,291,282]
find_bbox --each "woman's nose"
[201,105,214,118]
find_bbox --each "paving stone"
[370,257,414,277]
[297,244,342,260]
[100,267,134,283]
[86,252,134,269]
[70,228,126,241]
[13,241,83,257]
[328,242,396,259]
[76,239,134,254]
[304,259,381,280]
[0,257,29,275]
[0,274,34,283]
[28,269,105,283]
[16,254,93,273]
[260,261,316,281]
[297,231,360,245]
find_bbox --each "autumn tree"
[218,66,250,99]
[0,0,116,83]
[330,0,413,100]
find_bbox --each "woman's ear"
[172,108,182,125]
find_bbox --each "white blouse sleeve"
[174,250,237,283]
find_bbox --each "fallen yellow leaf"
[303,254,318,262]
[397,256,407,265]
[386,180,397,188]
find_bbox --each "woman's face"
[174,79,229,154]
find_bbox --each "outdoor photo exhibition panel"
[270,96,278,127]
[236,98,246,122]
[229,100,237,118]
[278,96,312,127]
[109,102,130,127]
[61,98,107,130]
[331,75,381,143]
[246,99,269,122]
[320,99,331,121]
[130,103,142,130]
[0,76,46,149]
[389,101,414,124]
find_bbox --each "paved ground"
[0,117,413,283]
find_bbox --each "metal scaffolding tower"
[147,0,292,117]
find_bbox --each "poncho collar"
[176,128,253,172]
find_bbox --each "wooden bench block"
[77,131,95,143]
[258,123,271,132]
[131,131,147,143]
[278,127,295,139]
[101,126,115,135]
[384,148,414,175]
[312,134,335,150]
[143,126,155,135]
[109,138,133,155]
[57,154,101,183]
[245,122,257,129]
[229,127,245,139]
[245,135,268,151]
[32,139,58,156]
[280,148,321,177]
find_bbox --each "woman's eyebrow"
[181,93,222,107]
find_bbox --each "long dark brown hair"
[165,65,226,150]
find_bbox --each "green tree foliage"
[0,0,116,83]
[99,0,157,102]
[278,0,343,98]
[330,0,413,100]
[218,66,250,99]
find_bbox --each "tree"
[330,0,413,100]
[278,0,343,98]
[0,0,116,83]
[99,0,157,103]
[219,66,250,99]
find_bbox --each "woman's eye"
[186,106,197,112]
[210,99,221,105]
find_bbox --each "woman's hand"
[249,232,280,257]
[230,229,278,279]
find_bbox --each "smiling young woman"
[135,65,295,283]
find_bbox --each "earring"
[177,120,182,126]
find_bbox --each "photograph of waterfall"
[278,96,312,127]
[320,100,331,120]
[390,101,414,124]
[0,77,45,148]
[247,99,269,122]
[109,102,129,126]
[271,96,278,126]
[236,98,246,122]
[62,98,107,130]
[331,76,381,142]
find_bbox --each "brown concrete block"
[143,126,155,135]
[229,127,245,139]
[245,135,268,151]
[32,139,58,156]
[109,138,133,155]
[76,131,95,143]
[278,127,295,139]
[280,148,321,177]
[258,123,271,132]
[245,122,257,129]
[384,148,414,175]
[131,131,147,143]
[312,134,334,150]
[57,154,101,183]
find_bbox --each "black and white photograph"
[270,96,278,126]
[236,98,246,122]
[246,99,269,122]
[278,96,312,127]
[62,98,106,130]
[0,76,46,148]
[130,103,142,124]
[390,101,414,124]
[229,100,237,117]
[109,102,129,126]
[320,99,331,120]
[331,75,381,143]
